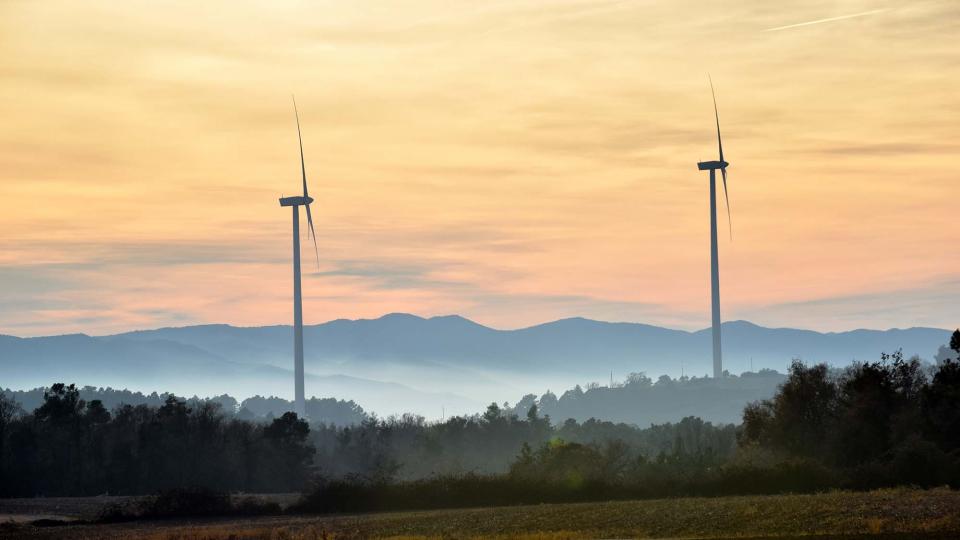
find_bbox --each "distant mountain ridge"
[102,313,949,374]
[0,314,951,418]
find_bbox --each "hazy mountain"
[0,314,951,419]
[0,331,477,417]
[105,314,949,383]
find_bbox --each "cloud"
[803,142,960,157]
[763,9,888,32]
[313,259,465,291]
[2,241,284,269]
[744,279,960,331]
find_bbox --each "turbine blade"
[709,75,723,163]
[305,203,320,268]
[293,95,309,198]
[721,167,732,240]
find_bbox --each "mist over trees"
[1,332,958,501]
[3,370,793,428]
[3,316,950,420]
[299,337,960,513]
[0,383,735,497]
[312,406,736,482]
[511,369,787,425]
[1,386,366,426]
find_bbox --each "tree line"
[0,385,735,497]
[1,386,366,426]
[0,387,316,497]
[509,368,787,426]
[740,337,960,488]
[311,405,736,482]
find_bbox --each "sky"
[1,0,958,337]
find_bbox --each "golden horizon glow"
[1,0,958,337]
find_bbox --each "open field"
[0,494,301,524]
[2,488,960,539]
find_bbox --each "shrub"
[98,487,282,522]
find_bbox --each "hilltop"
[0,314,950,418]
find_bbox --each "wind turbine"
[696,78,731,379]
[279,97,319,417]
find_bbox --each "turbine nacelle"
[697,160,729,171]
[279,195,314,207]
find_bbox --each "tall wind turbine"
[279,97,319,417]
[696,78,731,379]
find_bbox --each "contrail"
[763,8,887,32]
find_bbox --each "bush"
[291,461,845,515]
[145,487,233,518]
[233,496,283,516]
[846,438,959,490]
[706,459,838,495]
[98,488,282,522]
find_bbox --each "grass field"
[2,488,959,539]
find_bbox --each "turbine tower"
[696,78,731,379]
[280,97,319,417]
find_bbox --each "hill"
[0,314,950,418]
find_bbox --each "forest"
[0,382,735,496]
[1,387,366,426]
[296,336,960,512]
[1,331,958,506]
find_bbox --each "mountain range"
[1,314,951,418]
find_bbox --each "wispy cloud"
[803,142,960,157]
[764,9,888,32]
[744,279,960,332]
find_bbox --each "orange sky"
[1,0,958,337]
